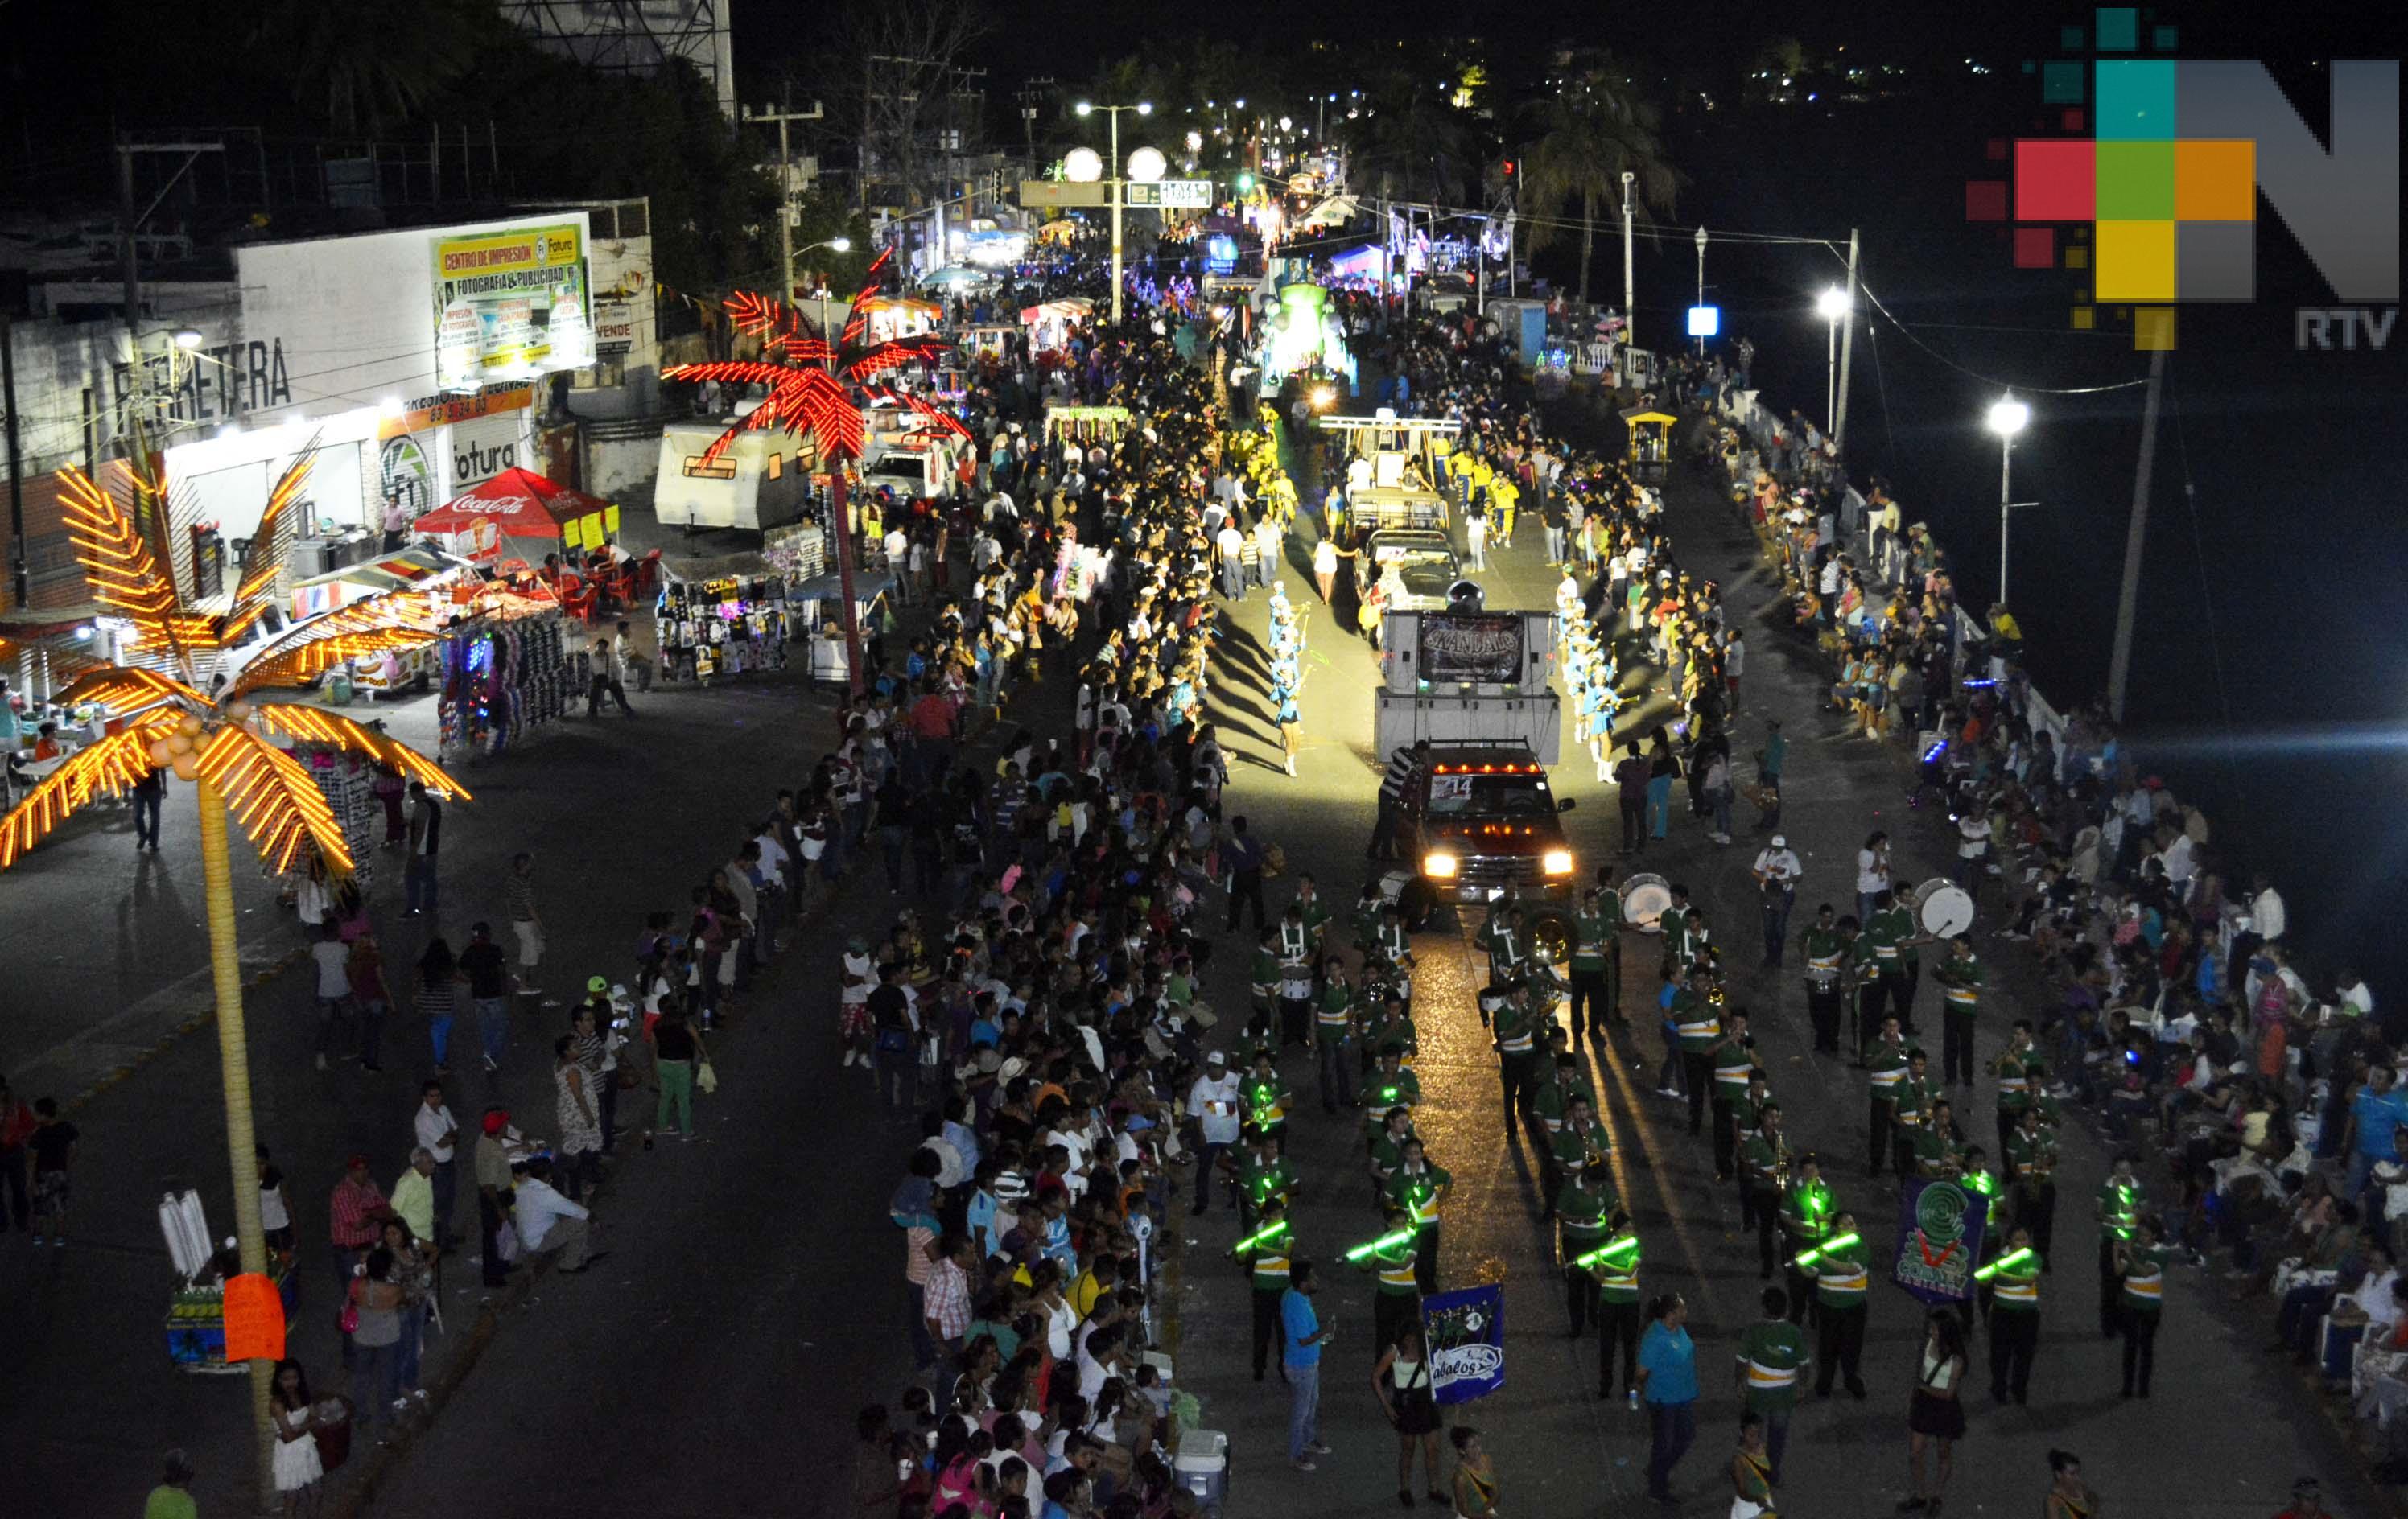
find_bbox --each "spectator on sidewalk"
[512,1155,598,1273]
[0,1074,34,1233]
[308,922,353,1073]
[472,1109,515,1288]
[28,1097,76,1248]
[413,1082,458,1245]
[143,1447,200,1519]
[459,924,510,1075]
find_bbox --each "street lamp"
[797,238,851,344]
[1693,224,1709,355]
[1986,394,2033,604]
[1074,101,1154,325]
[1814,286,1851,435]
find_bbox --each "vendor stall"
[1043,405,1134,448]
[159,1188,294,1374]
[283,545,473,702]
[657,551,794,685]
[851,294,944,346]
[1020,297,1095,359]
[414,467,619,567]
[435,591,586,761]
[790,569,897,687]
[1619,406,1679,484]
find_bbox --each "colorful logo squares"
[2012,136,2255,300]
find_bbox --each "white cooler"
[1175,1428,1229,1509]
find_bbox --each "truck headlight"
[1422,850,1459,879]
[1542,849,1574,875]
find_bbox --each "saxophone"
[1770,1131,1792,1195]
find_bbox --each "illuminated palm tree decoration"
[0,442,464,1496]
[662,249,970,693]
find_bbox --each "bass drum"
[1620,871,1672,934]
[1911,877,1975,940]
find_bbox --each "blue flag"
[1891,1177,1991,1305]
[1421,1283,1506,1405]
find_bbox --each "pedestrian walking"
[414,938,457,1076]
[27,1097,76,1247]
[458,924,509,1074]
[1613,744,1650,854]
[505,853,554,1003]
[1282,1259,1336,1471]
[402,781,441,917]
[586,636,637,716]
[1639,1293,1699,1503]
[1904,1310,1968,1513]
[1374,1321,1447,1508]
[132,764,163,851]
[307,921,354,1072]
[348,928,389,1072]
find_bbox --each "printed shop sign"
[433,223,594,390]
[1891,1178,1990,1305]
[1422,1283,1505,1405]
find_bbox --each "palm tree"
[252,0,494,136]
[1517,57,1681,306]
[0,443,464,1498]
[1350,69,1480,205]
[662,249,968,694]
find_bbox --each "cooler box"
[1176,1428,1229,1509]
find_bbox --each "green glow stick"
[1973,1246,2037,1282]
[1573,1236,1642,1270]
[1790,1231,1862,1270]
[1231,1219,1290,1254]
[1344,1225,1420,1263]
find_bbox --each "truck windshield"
[1427,773,1552,817]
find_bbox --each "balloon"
[167,733,192,756]
[176,714,204,738]
[171,753,200,781]
[147,739,173,765]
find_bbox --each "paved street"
[1163,399,2376,1517]
[0,395,2377,1519]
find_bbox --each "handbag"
[696,1059,720,1094]
[336,1278,360,1336]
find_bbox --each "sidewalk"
[0,650,852,1515]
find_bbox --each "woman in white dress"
[270,1357,325,1514]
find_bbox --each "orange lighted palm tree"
[1,444,465,870]
[661,249,970,467]
[0,440,464,1500]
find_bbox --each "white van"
[856,435,963,502]
[654,418,817,530]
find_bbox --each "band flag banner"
[1892,1178,1990,1305]
[1421,1283,1505,1405]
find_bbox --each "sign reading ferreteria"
[1417,613,1525,685]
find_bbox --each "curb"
[61,946,312,1118]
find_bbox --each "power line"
[1856,279,2153,396]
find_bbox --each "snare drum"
[1621,871,1673,933]
[1911,877,1975,940]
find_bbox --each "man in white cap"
[1185,1051,1243,1215]
[1751,835,1803,969]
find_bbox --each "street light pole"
[1618,171,1635,352]
[1814,286,1849,438]
[1833,228,1860,459]
[1693,224,1708,356]
[1985,393,2031,607]
[1108,106,1123,327]
[2107,348,2168,722]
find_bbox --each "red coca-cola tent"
[414,468,612,562]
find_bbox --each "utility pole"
[4,311,24,607]
[1618,171,1635,350]
[2106,347,2168,722]
[1016,77,1055,172]
[1692,225,1708,356]
[1833,228,1860,459]
[748,95,824,304]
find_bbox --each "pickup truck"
[1392,743,1577,938]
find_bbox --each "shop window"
[682,455,736,480]
[767,452,783,480]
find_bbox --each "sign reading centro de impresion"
[432,222,594,391]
